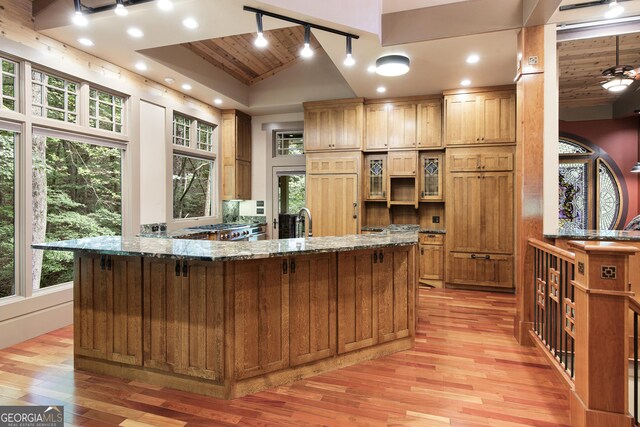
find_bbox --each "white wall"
[140,101,167,224]
[543,24,559,235]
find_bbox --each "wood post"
[568,241,637,427]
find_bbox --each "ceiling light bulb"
[114,3,128,16]
[466,54,480,64]
[344,53,355,67]
[602,76,633,92]
[127,28,144,38]
[72,11,88,26]
[254,32,268,48]
[375,55,410,77]
[182,18,199,29]
[460,79,471,86]
[300,43,314,58]
[157,0,173,11]
[367,65,377,73]
[78,38,94,46]
[605,1,624,19]
[214,98,223,105]
[182,83,192,90]
[376,86,386,93]
[135,62,147,71]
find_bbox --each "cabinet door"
[365,104,388,150]
[304,108,332,151]
[419,153,443,200]
[337,250,378,353]
[481,172,513,253]
[479,92,515,144]
[447,151,480,172]
[417,101,442,148]
[419,244,443,280]
[377,246,414,343]
[445,95,478,145]
[364,154,387,201]
[233,258,289,379]
[308,174,358,237]
[333,104,363,150]
[388,151,417,176]
[143,258,183,373]
[388,103,417,149]
[181,261,224,381]
[236,160,251,199]
[107,256,142,365]
[448,174,483,252]
[481,150,513,171]
[447,253,513,288]
[289,254,337,366]
[74,254,108,360]
[236,114,252,161]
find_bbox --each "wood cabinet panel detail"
[447,253,513,288]
[388,103,417,149]
[364,154,387,201]
[222,110,251,200]
[388,151,417,176]
[377,246,414,343]
[308,173,358,237]
[417,101,443,148]
[420,244,444,281]
[304,101,363,151]
[365,104,389,150]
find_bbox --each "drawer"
[419,233,444,245]
[447,252,513,288]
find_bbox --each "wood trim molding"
[442,84,516,96]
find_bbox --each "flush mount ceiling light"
[243,6,359,62]
[114,0,129,16]
[600,35,637,92]
[127,27,144,38]
[375,55,410,77]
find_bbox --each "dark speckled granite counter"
[545,230,640,241]
[361,224,445,234]
[32,232,418,262]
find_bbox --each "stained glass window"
[422,157,439,197]
[559,138,590,154]
[368,158,384,198]
[598,160,621,231]
[558,162,589,233]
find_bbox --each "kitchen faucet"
[297,207,313,238]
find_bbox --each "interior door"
[272,168,306,239]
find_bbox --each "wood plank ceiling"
[182,26,322,86]
[559,32,640,108]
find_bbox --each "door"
[272,168,306,239]
[365,104,388,150]
[417,101,442,148]
[448,174,483,252]
[307,173,358,237]
[377,246,414,343]
[388,103,417,149]
[445,94,478,145]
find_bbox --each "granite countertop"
[32,232,418,262]
[361,224,445,234]
[545,230,640,241]
[139,222,267,239]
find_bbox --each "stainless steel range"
[187,223,266,241]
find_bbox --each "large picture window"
[31,134,122,289]
[31,70,78,124]
[173,155,213,219]
[0,130,15,298]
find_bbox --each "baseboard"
[0,302,72,349]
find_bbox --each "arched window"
[558,135,626,232]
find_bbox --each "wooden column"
[514,26,546,345]
[569,241,637,427]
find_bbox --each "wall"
[140,101,167,224]
[559,116,640,228]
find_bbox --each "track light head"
[344,36,355,66]
[254,13,268,48]
[300,26,314,58]
[605,0,624,19]
[115,0,128,16]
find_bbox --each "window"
[32,134,122,289]
[89,88,125,133]
[558,137,624,233]
[1,58,18,112]
[31,70,78,124]
[197,122,215,152]
[274,131,304,156]
[173,112,216,153]
[173,155,213,219]
[0,130,15,298]
[173,113,191,147]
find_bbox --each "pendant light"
[72,0,88,26]
[254,13,268,48]
[601,35,636,93]
[300,25,314,59]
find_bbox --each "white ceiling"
[33,0,640,115]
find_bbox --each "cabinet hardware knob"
[485,255,491,260]
[291,259,296,273]
[373,252,378,263]
[283,259,288,274]
[175,260,180,277]
[379,251,384,263]
[471,254,477,259]
[182,261,188,277]
[421,248,424,255]
[100,255,105,271]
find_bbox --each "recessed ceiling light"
[114,2,128,16]
[164,77,175,84]
[376,86,386,93]
[367,65,377,73]
[466,54,480,64]
[182,83,192,90]
[182,18,199,29]
[214,98,223,105]
[157,0,173,11]
[135,62,147,71]
[72,11,88,26]
[460,79,471,86]
[127,27,144,38]
[78,38,94,46]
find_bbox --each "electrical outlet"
[528,55,538,65]
[432,216,440,224]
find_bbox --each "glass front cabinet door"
[419,152,444,201]
[365,154,387,201]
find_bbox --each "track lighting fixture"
[605,0,624,18]
[114,0,128,16]
[344,37,355,67]
[254,13,268,48]
[243,6,359,63]
[72,0,88,26]
[300,26,314,58]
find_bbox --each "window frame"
[0,57,19,113]
[272,128,304,158]
[31,68,80,124]
[88,86,126,134]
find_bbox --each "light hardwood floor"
[0,288,570,426]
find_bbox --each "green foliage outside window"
[89,88,124,133]
[0,131,15,298]
[1,59,17,112]
[173,155,213,219]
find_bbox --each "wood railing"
[630,298,640,426]
[528,238,576,382]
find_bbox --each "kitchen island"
[33,233,418,399]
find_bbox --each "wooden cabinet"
[419,152,444,201]
[365,103,389,150]
[420,245,444,281]
[222,109,251,200]
[231,257,289,379]
[388,103,417,149]
[417,100,443,148]
[364,154,387,201]
[304,99,364,151]
[444,90,515,146]
[447,146,513,172]
[307,173,358,237]
[447,253,513,288]
[388,151,417,176]
[143,258,224,381]
[289,253,337,366]
[74,254,142,365]
[377,246,415,343]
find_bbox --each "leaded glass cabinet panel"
[364,154,387,200]
[419,152,443,201]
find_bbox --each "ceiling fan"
[600,35,639,93]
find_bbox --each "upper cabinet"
[365,98,443,151]
[303,99,364,152]
[444,89,515,146]
[222,109,251,200]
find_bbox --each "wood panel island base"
[34,234,417,399]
